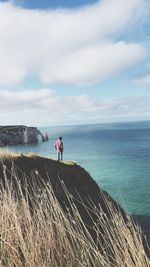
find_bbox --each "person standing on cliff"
[54,137,64,161]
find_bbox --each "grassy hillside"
[0,150,149,266]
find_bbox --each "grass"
[0,170,149,267]
[63,160,77,165]
[0,149,77,166]
[0,149,48,160]
[0,148,24,159]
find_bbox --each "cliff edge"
[0,152,149,266]
[0,153,125,241]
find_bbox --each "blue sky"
[12,0,97,9]
[0,0,150,126]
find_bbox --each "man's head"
[59,137,62,140]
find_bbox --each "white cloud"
[0,88,60,110]
[75,95,150,119]
[0,88,150,125]
[0,0,146,86]
[43,42,144,85]
[134,74,150,86]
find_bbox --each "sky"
[0,0,150,126]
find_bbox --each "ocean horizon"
[6,120,150,216]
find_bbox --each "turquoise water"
[7,121,150,215]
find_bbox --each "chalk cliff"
[0,125,48,146]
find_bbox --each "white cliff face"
[23,128,28,143]
[0,126,47,145]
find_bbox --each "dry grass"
[0,148,24,159]
[0,149,46,160]
[0,173,149,267]
[0,149,76,166]
[64,160,77,165]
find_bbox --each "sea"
[6,121,150,216]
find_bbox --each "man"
[54,137,64,161]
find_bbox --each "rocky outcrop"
[0,125,48,146]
